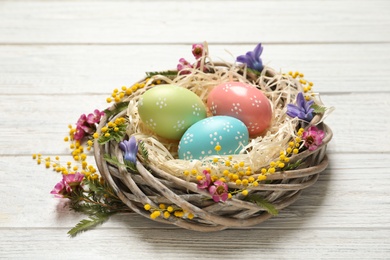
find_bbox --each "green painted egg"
[138,84,207,140]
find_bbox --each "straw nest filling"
[93,54,333,231]
[124,63,325,179]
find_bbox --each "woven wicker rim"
[93,64,333,232]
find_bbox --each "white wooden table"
[1,0,389,259]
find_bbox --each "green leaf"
[124,160,137,172]
[97,135,111,144]
[284,159,302,171]
[71,202,105,215]
[67,214,111,237]
[104,101,129,119]
[139,141,149,162]
[145,70,178,78]
[103,153,137,172]
[246,67,262,76]
[311,103,327,114]
[83,178,104,194]
[244,194,279,216]
[98,124,127,144]
[103,154,122,166]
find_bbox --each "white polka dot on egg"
[178,116,249,160]
[207,82,272,136]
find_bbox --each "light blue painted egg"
[178,116,249,160]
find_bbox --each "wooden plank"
[1,0,388,258]
[0,43,389,95]
[2,153,389,229]
[0,228,389,258]
[0,1,389,44]
[0,92,388,155]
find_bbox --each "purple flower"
[236,43,264,71]
[286,92,314,122]
[197,170,212,190]
[302,126,325,151]
[208,180,229,202]
[119,136,138,163]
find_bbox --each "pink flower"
[50,180,67,198]
[208,180,229,202]
[50,172,85,198]
[74,114,93,141]
[177,58,193,74]
[192,43,205,59]
[73,127,85,140]
[302,126,325,151]
[73,126,86,140]
[196,170,230,202]
[197,170,212,190]
[76,114,89,131]
[63,172,85,192]
[86,109,104,125]
[73,109,104,141]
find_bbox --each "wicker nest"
[93,60,333,232]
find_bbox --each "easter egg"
[138,84,207,140]
[178,116,249,160]
[207,82,272,136]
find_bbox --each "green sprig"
[311,103,327,114]
[103,101,129,119]
[139,141,149,162]
[146,70,178,78]
[284,159,302,171]
[67,213,112,237]
[244,194,279,216]
[98,123,127,144]
[103,153,137,172]
[70,179,127,215]
[67,178,131,237]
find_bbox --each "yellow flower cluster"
[32,153,100,181]
[65,124,94,152]
[259,127,304,176]
[106,78,165,104]
[186,151,260,198]
[32,122,102,180]
[106,82,146,104]
[92,117,127,140]
[288,71,314,101]
[65,125,99,179]
[144,203,194,220]
[184,128,305,199]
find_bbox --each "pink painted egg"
[207,82,272,135]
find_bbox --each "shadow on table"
[117,162,334,257]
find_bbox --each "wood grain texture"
[1,0,389,259]
[0,44,389,95]
[1,153,389,229]
[1,229,389,259]
[0,0,389,44]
